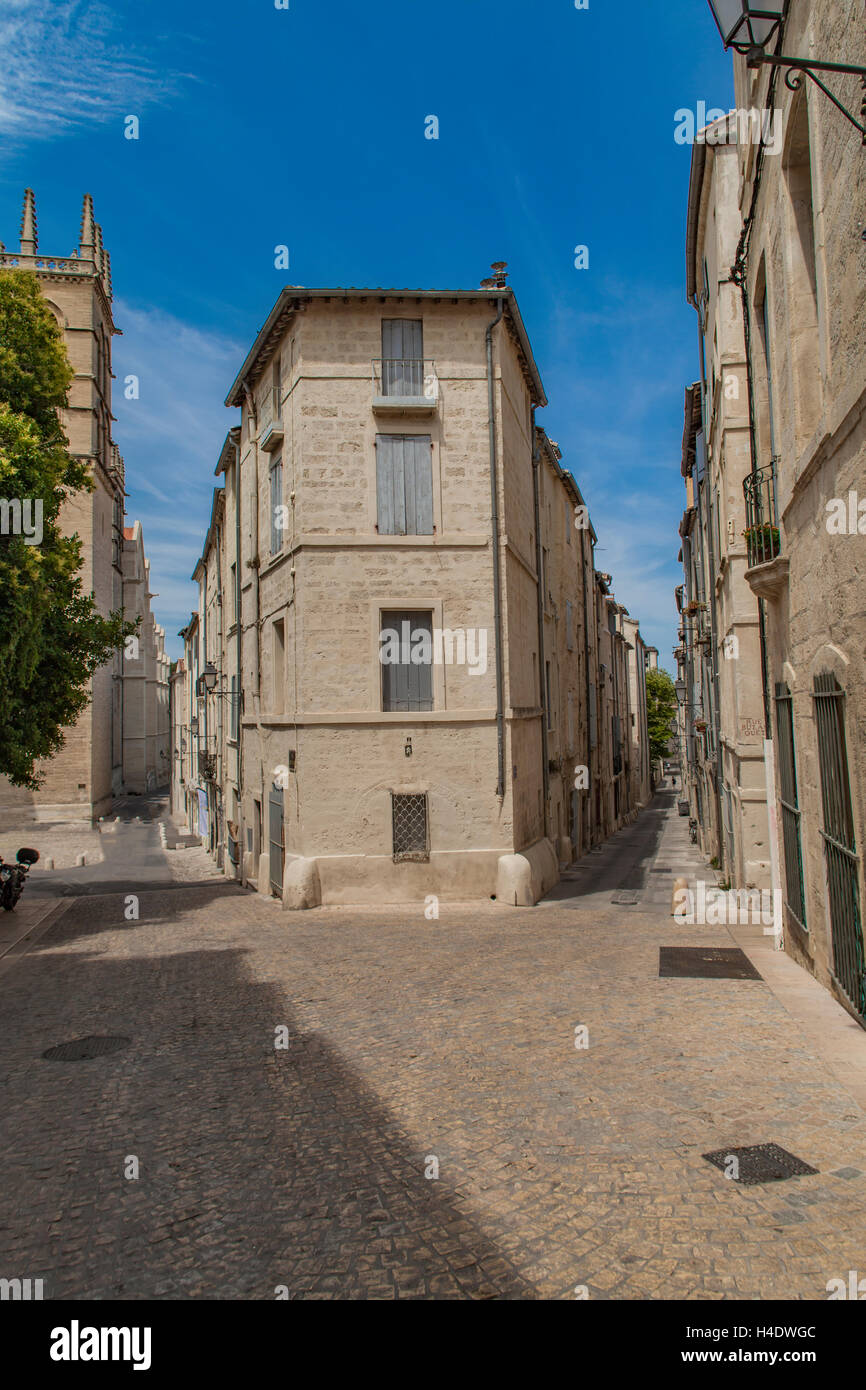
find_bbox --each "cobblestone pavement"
[1,792,865,1300]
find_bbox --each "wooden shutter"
[382,320,423,395]
[376,436,433,535]
[382,613,433,711]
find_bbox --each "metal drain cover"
[611,891,640,905]
[703,1143,818,1185]
[659,946,763,980]
[42,1035,131,1061]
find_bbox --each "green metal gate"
[813,673,865,1020]
[268,783,284,898]
[775,683,807,930]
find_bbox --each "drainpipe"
[486,297,506,799]
[234,434,244,881]
[580,521,593,848]
[531,415,550,833]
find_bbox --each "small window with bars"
[391,793,429,861]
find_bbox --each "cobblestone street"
[1,792,865,1300]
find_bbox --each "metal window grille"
[774,683,807,930]
[391,793,429,861]
[814,673,865,1019]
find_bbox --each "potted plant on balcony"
[684,600,705,616]
[743,523,781,565]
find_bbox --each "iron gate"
[268,783,284,898]
[814,673,865,1020]
[775,683,807,930]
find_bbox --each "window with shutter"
[381,612,433,711]
[382,319,423,397]
[376,435,433,535]
[269,458,283,554]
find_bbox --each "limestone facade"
[0,191,168,826]
[178,282,653,907]
[121,522,170,793]
[679,114,772,889]
[681,0,866,1024]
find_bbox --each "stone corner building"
[176,277,653,907]
[0,191,168,827]
[677,0,866,1026]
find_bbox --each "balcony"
[259,418,284,453]
[198,751,217,782]
[743,461,789,601]
[372,358,439,413]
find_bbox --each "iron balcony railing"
[198,751,218,782]
[372,358,439,401]
[743,461,781,567]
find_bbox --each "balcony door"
[382,319,423,397]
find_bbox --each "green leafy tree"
[646,668,678,767]
[0,270,135,788]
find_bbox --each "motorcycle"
[0,847,40,910]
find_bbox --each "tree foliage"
[645,668,678,767]
[0,270,135,788]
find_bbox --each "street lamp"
[675,678,687,705]
[707,0,784,54]
[196,662,229,699]
[707,0,866,143]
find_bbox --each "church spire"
[19,188,37,255]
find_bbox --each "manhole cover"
[42,1035,131,1061]
[703,1143,818,1185]
[659,946,763,980]
[611,891,640,905]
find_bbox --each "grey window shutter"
[382,612,433,711]
[382,320,423,395]
[376,435,432,535]
[407,436,433,534]
[376,435,405,534]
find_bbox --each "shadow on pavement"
[0,885,536,1300]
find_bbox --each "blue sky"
[0,0,734,667]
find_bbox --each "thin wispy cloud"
[0,0,187,140]
[113,299,243,653]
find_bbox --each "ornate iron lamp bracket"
[747,49,866,143]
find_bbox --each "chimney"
[481,261,509,290]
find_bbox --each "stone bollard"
[45,857,55,871]
[672,877,689,916]
[75,853,86,867]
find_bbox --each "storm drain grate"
[611,891,640,905]
[42,1035,131,1062]
[659,946,763,980]
[703,1143,819,1185]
